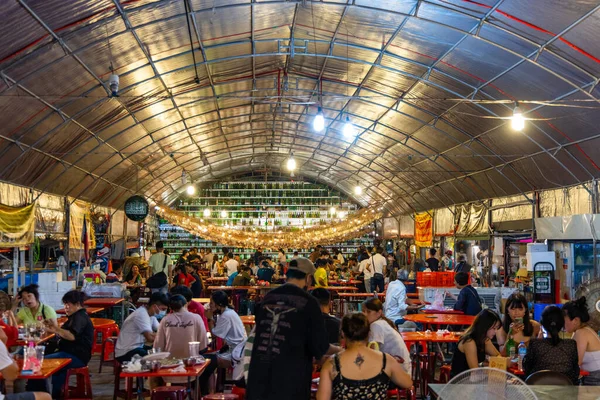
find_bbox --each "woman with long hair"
[361,298,411,373]
[317,313,412,400]
[450,309,501,378]
[563,297,600,385]
[523,305,579,384]
[496,293,540,355]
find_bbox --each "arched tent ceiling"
[1,0,600,216]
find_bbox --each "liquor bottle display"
[159,180,372,260]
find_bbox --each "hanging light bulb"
[220,210,228,218]
[354,184,363,195]
[511,104,525,131]
[330,206,337,216]
[286,153,296,171]
[343,116,355,139]
[186,185,196,195]
[181,170,187,185]
[313,107,325,132]
[203,208,211,218]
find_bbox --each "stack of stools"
[63,367,92,400]
[151,386,187,400]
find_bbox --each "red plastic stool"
[63,366,93,400]
[151,386,187,400]
[99,336,118,373]
[93,323,120,354]
[231,386,246,400]
[202,394,239,400]
[439,364,452,383]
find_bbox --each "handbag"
[146,253,168,288]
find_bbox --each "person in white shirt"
[362,298,411,374]
[224,252,239,277]
[199,290,247,394]
[115,292,169,363]
[358,257,373,293]
[148,241,173,294]
[368,247,387,293]
[384,270,419,330]
[278,248,287,268]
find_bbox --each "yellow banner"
[0,203,36,246]
[414,211,433,247]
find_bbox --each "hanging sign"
[124,195,149,222]
[414,211,433,247]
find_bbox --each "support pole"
[12,247,18,297]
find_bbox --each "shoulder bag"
[146,253,168,288]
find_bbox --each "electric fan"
[436,367,537,400]
[574,280,600,331]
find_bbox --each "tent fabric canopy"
[0,0,599,217]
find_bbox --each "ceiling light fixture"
[313,107,325,132]
[511,103,525,131]
[186,185,196,196]
[343,116,355,139]
[203,208,211,218]
[330,206,337,216]
[287,153,296,171]
[354,184,363,195]
[181,170,187,185]
[220,210,228,218]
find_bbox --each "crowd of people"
[2,241,598,399]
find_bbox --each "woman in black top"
[450,309,501,378]
[44,290,94,398]
[523,305,579,384]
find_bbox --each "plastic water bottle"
[517,341,527,371]
[373,291,378,299]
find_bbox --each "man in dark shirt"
[447,272,482,316]
[253,247,263,266]
[455,254,473,274]
[426,248,440,272]
[247,258,336,400]
[311,288,341,345]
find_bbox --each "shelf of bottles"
[176,181,357,229]
[160,224,373,262]
[160,180,372,261]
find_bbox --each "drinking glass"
[152,347,161,354]
[188,342,200,357]
[35,346,45,365]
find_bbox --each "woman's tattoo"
[354,353,365,368]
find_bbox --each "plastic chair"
[202,394,239,400]
[387,386,417,400]
[151,386,187,400]
[63,367,93,400]
[99,336,118,373]
[231,386,246,400]
[439,364,452,383]
[94,323,120,354]
[524,370,573,385]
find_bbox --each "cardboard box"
[489,356,508,371]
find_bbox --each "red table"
[240,315,255,326]
[56,306,104,315]
[421,308,464,315]
[84,297,124,308]
[121,360,211,400]
[403,314,475,329]
[0,358,71,380]
[328,280,362,286]
[401,331,462,345]
[407,293,420,299]
[15,333,56,347]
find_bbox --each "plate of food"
[141,352,170,362]
[159,358,183,369]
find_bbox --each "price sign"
[124,195,149,222]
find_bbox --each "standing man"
[454,254,472,274]
[441,250,454,271]
[224,252,239,278]
[148,241,172,294]
[358,255,373,293]
[369,247,387,293]
[246,258,337,400]
[309,245,322,263]
[204,248,214,271]
[253,247,263,266]
[426,248,440,272]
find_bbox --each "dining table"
[421,308,464,315]
[14,332,56,347]
[240,315,255,326]
[0,358,71,380]
[428,383,600,400]
[120,359,211,400]
[403,313,475,329]
[84,297,125,325]
[55,306,104,315]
